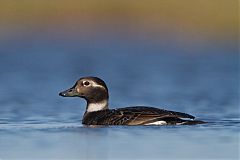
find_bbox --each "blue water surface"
[0,44,239,159]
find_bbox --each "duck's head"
[59,77,109,112]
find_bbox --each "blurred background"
[0,0,238,53]
[0,0,238,116]
[0,0,239,159]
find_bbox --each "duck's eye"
[83,81,90,86]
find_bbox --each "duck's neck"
[86,99,109,112]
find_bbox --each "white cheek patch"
[90,81,105,89]
[144,121,167,125]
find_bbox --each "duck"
[59,76,205,125]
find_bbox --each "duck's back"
[82,106,203,125]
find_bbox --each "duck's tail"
[182,120,207,125]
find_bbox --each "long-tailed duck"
[59,76,205,125]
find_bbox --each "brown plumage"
[82,106,205,125]
[59,76,205,125]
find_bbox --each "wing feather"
[110,106,195,125]
[83,106,195,125]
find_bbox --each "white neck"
[86,100,108,112]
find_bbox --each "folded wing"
[103,106,195,125]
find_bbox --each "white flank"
[87,100,108,112]
[176,122,187,125]
[145,121,167,125]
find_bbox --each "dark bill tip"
[59,92,66,97]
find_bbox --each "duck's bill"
[59,88,78,97]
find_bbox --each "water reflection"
[0,120,239,159]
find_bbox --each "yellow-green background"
[0,0,238,53]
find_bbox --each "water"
[0,51,239,159]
